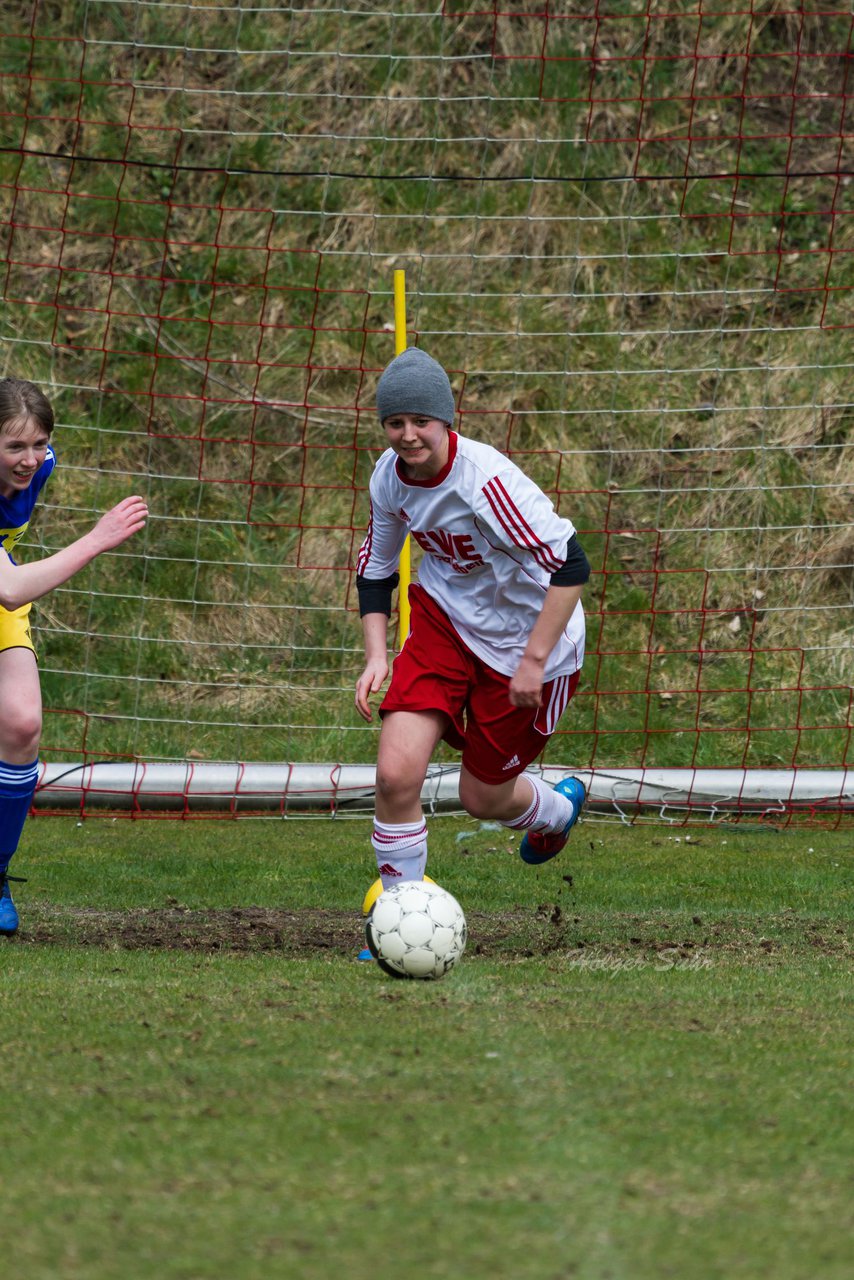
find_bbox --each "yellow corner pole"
[393,269,411,647]
[393,269,407,355]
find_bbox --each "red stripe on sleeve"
[482,477,562,572]
[356,503,375,575]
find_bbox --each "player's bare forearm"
[524,583,583,664]
[355,612,391,721]
[0,495,148,611]
[509,584,584,707]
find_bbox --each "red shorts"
[380,584,580,785]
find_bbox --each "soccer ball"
[365,881,467,980]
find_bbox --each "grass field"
[2,15,851,1276]
[3,813,852,1280]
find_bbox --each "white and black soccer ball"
[365,881,467,980]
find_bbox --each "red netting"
[0,2,850,821]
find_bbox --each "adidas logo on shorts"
[502,754,521,771]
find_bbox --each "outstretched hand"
[91,495,149,551]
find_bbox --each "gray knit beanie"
[376,348,456,426]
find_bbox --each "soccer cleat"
[0,872,25,936]
[518,777,586,865]
[356,947,373,961]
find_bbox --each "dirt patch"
[18,905,363,953]
[14,906,537,955]
[9,903,852,959]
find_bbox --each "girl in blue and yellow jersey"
[0,378,148,935]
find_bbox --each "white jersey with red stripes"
[357,431,585,679]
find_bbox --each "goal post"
[393,267,412,649]
[0,1,849,824]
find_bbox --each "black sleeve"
[549,534,591,586]
[356,572,400,617]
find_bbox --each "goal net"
[1,1,851,821]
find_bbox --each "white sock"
[500,775,575,835]
[372,819,428,888]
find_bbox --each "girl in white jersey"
[355,348,589,897]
